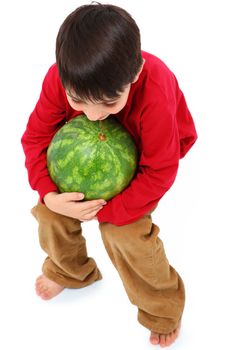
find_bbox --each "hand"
[44,191,106,221]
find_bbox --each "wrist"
[43,191,59,208]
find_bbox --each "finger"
[81,207,103,221]
[82,207,103,218]
[62,192,85,201]
[81,204,104,214]
[79,199,106,210]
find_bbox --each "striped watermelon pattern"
[47,115,138,200]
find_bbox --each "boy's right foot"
[35,274,65,300]
[150,320,181,347]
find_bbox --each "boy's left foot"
[150,320,181,347]
[35,274,65,300]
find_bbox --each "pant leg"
[99,215,185,334]
[31,202,102,288]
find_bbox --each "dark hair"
[56,2,143,102]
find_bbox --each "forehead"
[66,84,130,104]
[66,93,117,103]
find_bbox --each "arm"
[21,65,106,220]
[97,91,188,226]
[21,64,67,199]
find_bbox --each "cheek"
[110,101,127,114]
[70,102,81,110]
[67,98,81,111]
[112,107,122,114]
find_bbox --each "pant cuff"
[42,264,103,289]
[138,311,181,334]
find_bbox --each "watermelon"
[47,115,138,200]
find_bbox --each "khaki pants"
[31,202,185,334]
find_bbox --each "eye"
[71,99,83,104]
[104,102,117,107]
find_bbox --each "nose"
[86,115,103,121]
[84,110,107,121]
[83,103,110,121]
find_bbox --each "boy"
[21,3,197,347]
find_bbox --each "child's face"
[66,84,131,121]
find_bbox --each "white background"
[0,0,233,349]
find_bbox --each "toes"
[175,321,181,336]
[159,333,173,347]
[35,279,47,290]
[34,275,65,300]
[36,287,48,297]
[40,292,51,300]
[160,328,179,347]
[150,322,181,347]
[36,287,51,300]
[35,278,44,290]
[159,334,166,347]
[150,332,160,345]
[35,280,49,296]
[165,333,173,347]
[35,275,43,284]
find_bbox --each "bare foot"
[150,320,181,347]
[35,274,65,300]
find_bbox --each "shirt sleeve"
[21,64,68,201]
[176,91,197,158]
[97,90,181,226]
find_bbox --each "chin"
[99,115,110,120]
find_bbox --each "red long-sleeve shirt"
[21,51,197,226]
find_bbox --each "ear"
[132,59,145,84]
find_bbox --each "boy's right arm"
[21,64,67,200]
[22,64,105,221]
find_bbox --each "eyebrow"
[66,92,119,104]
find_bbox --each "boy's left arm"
[97,90,197,226]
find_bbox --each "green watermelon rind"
[47,115,138,201]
